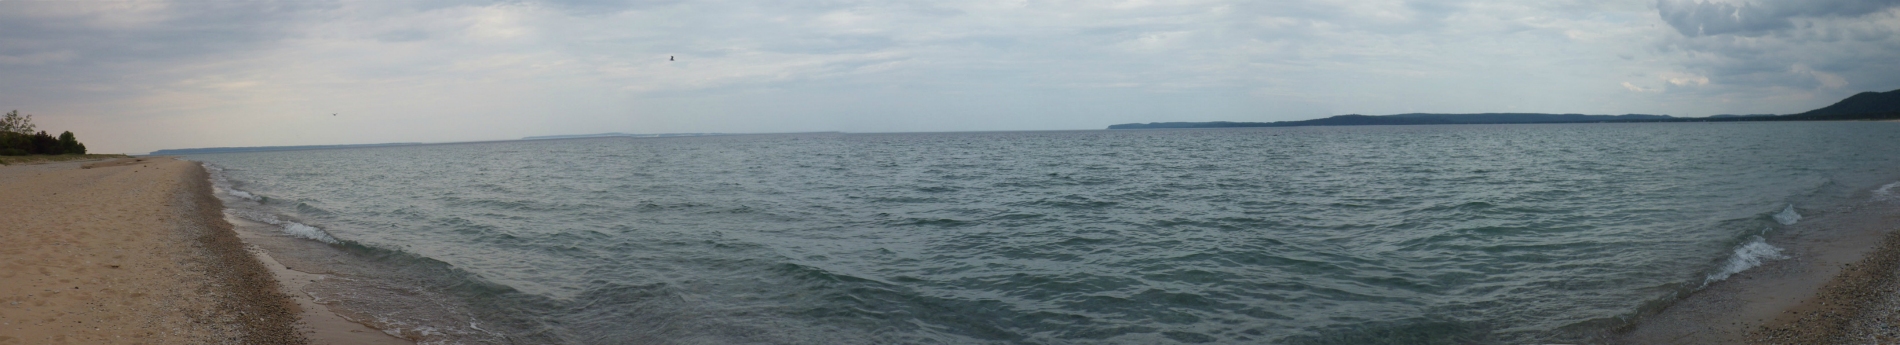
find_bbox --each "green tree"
[29,131,58,155]
[0,133,22,155]
[58,131,83,155]
[0,110,33,134]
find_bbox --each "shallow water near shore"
[187,122,1900,344]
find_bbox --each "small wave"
[232,209,341,244]
[203,162,265,202]
[228,189,262,201]
[282,222,341,244]
[1772,204,1801,225]
[1702,236,1787,286]
[1876,181,1900,201]
[203,162,341,244]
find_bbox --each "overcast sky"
[2,0,1897,154]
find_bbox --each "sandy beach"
[0,157,405,344]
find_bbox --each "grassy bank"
[0,153,130,165]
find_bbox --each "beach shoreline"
[201,158,491,344]
[0,157,405,344]
[1612,184,1900,344]
[227,215,412,345]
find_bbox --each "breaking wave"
[203,162,340,244]
[1876,181,1900,201]
[1702,236,1787,286]
[1772,204,1801,225]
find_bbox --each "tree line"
[0,110,86,156]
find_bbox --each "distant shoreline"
[1107,112,1900,130]
[1112,88,1900,130]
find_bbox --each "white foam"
[1772,204,1801,225]
[202,162,263,202]
[232,209,341,244]
[282,222,341,244]
[203,162,342,244]
[1703,236,1787,286]
[1876,181,1900,201]
[227,189,261,201]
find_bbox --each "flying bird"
[670,56,674,61]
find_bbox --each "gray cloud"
[0,1,321,105]
[534,0,683,14]
[1645,0,1900,112]
[0,2,315,63]
[1657,0,1900,36]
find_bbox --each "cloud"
[1791,63,1850,89]
[0,0,1894,153]
[0,51,76,65]
[1656,0,1900,36]
[1645,0,1900,113]
[0,1,321,104]
[1662,72,1710,87]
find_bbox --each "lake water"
[186,122,1900,344]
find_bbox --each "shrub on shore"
[0,110,87,156]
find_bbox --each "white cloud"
[461,5,536,41]
[1662,72,1709,87]
[1623,82,1662,92]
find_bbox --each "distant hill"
[1384,113,1673,123]
[1111,115,1443,129]
[1108,89,1900,129]
[1109,113,1679,129]
[1796,88,1900,117]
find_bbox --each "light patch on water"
[1773,204,1801,225]
[1703,236,1787,286]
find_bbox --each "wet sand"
[228,216,410,345]
[1614,194,1900,344]
[0,157,403,344]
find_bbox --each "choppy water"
[187,122,1900,344]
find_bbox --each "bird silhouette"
[670,56,674,61]
[332,113,336,116]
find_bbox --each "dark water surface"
[187,122,1900,344]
